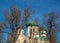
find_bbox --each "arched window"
[23,40,26,43]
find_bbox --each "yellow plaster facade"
[16,26,49,43]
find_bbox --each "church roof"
[26,21,38,28]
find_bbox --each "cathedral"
[16,21,50,43]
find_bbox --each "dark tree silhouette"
[22,7,34,27]
[43,12,58,43]
[3,7,21,43]
[0,7,34,43]
[0,22,8,43]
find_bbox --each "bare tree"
[0,33,4,43]
[0,22,8,43]
[3,7,21,43]
[43,12,58,43]
[2,7,34,43]
[22,7,34,26]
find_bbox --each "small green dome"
[40,36,48,41]
[26,21,38,28]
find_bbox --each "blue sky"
[0,0,60,42]
[0,0,60,22]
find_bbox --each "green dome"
[40,36,48,41]
[26,21,38,28]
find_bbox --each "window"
[23,40,26,43]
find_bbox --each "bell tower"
[39,28,49,43]
[26,21,40,43]
[16,27,24,43]
[26,21,39,38]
